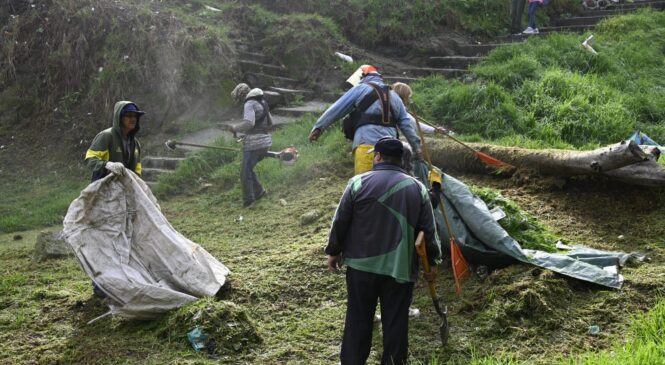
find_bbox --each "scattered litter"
[587,325,601,335]
[489,207,506,221]
[556,241,573,250]
[187,327,207,352]
[581,35,597,55]
[98,67,103,73]
[234,215,243,223]
[334,51,353,63]
[0,145,4,150]
[123,55,129,60]
[91,7,95,12]
[617,235,625,240]
[279,198,288,206]
[204,5,221,12]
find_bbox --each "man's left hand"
[327,255,343,272]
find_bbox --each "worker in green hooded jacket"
[85,101,145,182]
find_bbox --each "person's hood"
[246,88,264,99]
[112,101,142,138]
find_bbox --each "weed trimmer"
[415,115,516,174]
[164,140,299,166]
[415,231,449,346]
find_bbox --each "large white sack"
[63,170,229,319]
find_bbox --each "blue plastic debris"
[187,327,208,352]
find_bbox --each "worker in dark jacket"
[85,101,145,181]
[230,83,273,207]
[325,137,442,365]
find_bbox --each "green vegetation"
[0,172,86,233]
[472,187,559,252]
[412,10,665,149]
[250,0,581,43]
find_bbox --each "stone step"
[272,101,329,118]
[238,60,289,77]
[554,15,607,27]
[382,75,421,84]
[267,86,313,101]
[244,72,300,89]
[580,1,665,15]
[400,67,469,78]
[597,0,665,10]
[142,168,173,182]
[263,90,286,108]
[456,43,507,57]
[428,56,482,69]
[238,51,272,64]
[142,156,186,170]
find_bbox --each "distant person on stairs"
[85,101,145,182]
[308,65,422,175]
[230,83,273,208]
[523,0,549,34]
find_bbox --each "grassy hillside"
[412,10,665,149]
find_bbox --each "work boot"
[255,190,267,202]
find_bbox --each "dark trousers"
[510,0,527,33]
[341,267,414,365]
[240,148,268,205]
[528,2,541,29]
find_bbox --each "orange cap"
[360,64,378,76]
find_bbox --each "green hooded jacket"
[85,101,143,181]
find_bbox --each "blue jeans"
[241,148,268,205]
[528,2,541,29]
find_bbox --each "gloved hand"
[308,128,322,142]
[105,161,125,176]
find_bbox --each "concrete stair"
[141,167,173,182]
[272,101,329,118]
[238,60,289,77]
[142,156,185,170]
[428,56,482,69]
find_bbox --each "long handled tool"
[415,231,449,346]
[415,115,516,173]
[165,140,299,165]
[410,104,471,295]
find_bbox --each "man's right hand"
[105,162,125,176]
[308,128,322,142]
[327,255,343,272]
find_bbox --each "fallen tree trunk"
[428,139,648,176]
[603,160,665,187]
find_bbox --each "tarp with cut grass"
[63,170,229,319]
[414,161,638,289]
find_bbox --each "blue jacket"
[325,163,441,283]
[312,75,421,150]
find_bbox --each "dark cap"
[367,137,403,157]
[121,103,145,117]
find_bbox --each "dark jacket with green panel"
[325,163,442,283]
[85,101,142,182]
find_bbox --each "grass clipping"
[158,298,262,354]
[472,187,560,252]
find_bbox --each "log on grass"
[603,160,665,187]
[427,139,648,176]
